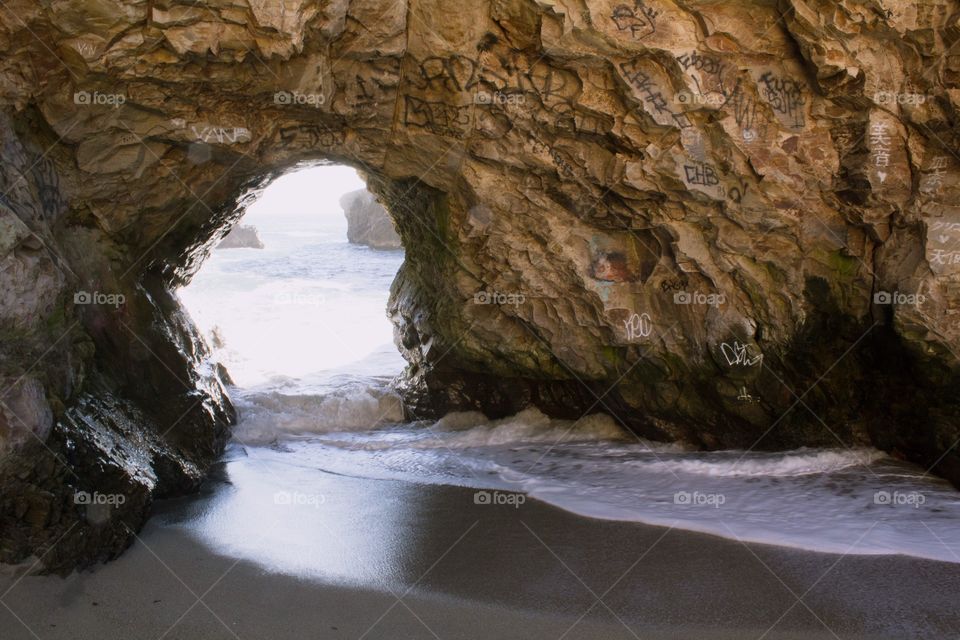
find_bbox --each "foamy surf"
[227,398,960,565]
[230,377,405,444]
[632,448,889,477]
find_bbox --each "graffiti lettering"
[619,60,692,129]
[611,1,660,39]
[720,341,763,367]
[684,162,720,186]
[758,72,806,129]
[412,55,478,93]
[75,41,97,58]
[677,51,723,76]
[624,313,653,340]
[403,96,471,138]
[923,155,949,195]
[529,135,577,178]
[278,125,345,147]
[526,63,580,103]
[191,126,251,145]
[727,176,749,204]
[659,278,689,293]
[31,157,65,218]
[870,122,893,183]
[930,249,960,265]
[721,78,767,138]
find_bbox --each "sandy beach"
[3,458,958,640]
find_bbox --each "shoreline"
[3,468,959,639]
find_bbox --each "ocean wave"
[231,381,404,444]
[631,448,887,477]
[421,408,630,447]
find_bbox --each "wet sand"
[2,459,959,640]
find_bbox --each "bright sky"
[244,164,366,220]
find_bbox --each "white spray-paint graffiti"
[190,126,252,145]
[870,122,892,184]
[624,313,653,340]
[720,341,763,367]
[923,156,949,195]
[926,215,960,275]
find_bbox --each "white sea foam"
[231,378,404,443]
[631,448,888,477]
[229,403,960,564]
[414,408,631,447]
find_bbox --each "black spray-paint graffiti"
[723,78,765,132]
[727,177,749,204]
[411,55,479,93]
[529,136,578,178]
[619,59,692,129]
[677,51,723,76]
[659,277,689,293]
[405,54,592,135]
[350,59,400,106]
[278,125,345,147]
[684,161,720,186]
[410,54,581,101]
[31,157,66,219]
[683,163,749,203]
[758,72,806,129]
[677,51,724,95]
[611,1,660,39]
[403,96,471,138]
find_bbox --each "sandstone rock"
[341,189,403,250]
[1,0,960,570]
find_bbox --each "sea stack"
[341,189,402,250]
[217,224,264,249]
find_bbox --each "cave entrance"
[178,165,406,395]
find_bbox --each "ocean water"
[178,175,960,570]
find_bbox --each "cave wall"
[2,0,960,569]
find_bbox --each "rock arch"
[1,0,959,569]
